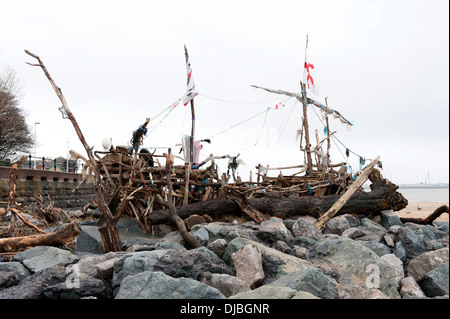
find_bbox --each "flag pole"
[300,81,313,175]
[301,34,313,175]
[184,45,195,165]
[325,97,331,173]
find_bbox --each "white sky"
[1,0,448,184]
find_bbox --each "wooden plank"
[315,155,380,230]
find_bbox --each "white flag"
[186,57,196,93]
[303,47,320,97]
[181,56,198,106]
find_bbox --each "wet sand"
[396,201,449,222]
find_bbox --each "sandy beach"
[396,201,449,222]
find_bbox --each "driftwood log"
[0,221,82,253]
[400,205,449,225]
[148,169,408,226]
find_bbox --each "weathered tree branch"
[25,50,121,252]
[156,149,201,249]
[400,205,449,225]
[0,221,82,253]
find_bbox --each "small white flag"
[181,55,198,106]
[186,57,195,93]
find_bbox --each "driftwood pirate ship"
[84,43,409,235]
[2,44,426,254]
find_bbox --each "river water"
[397,188,449,202]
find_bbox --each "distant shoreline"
[398,185,449,189]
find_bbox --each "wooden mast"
[183,45,195,205]
[300,35,313,175]
[325,97,331,173]
[184,45,195,165]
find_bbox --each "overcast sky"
[1,0,448,184]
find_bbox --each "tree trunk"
[0,221,82,253]
[147,169,408,225]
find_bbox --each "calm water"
[397,188,449,202]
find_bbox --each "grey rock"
[0,271,18,289]
[324,214,358,236]
[163,231,186,246]
[232,244,264,289]
[96,258,115,281]
[341,227,367,240]
[190,227,209,246]
[120,237,159,251]
[366,289,390,299]
[421,225,448,242]
[353,226,386,242]
[359,241,391,257]
[154,240,186,251]
[272,240,294,255]
[270,268,339,299]
[191,223,226,244]
[315,234,400,299]
[43,275,109,299]
[293,246,308,259]
[383,234,395,248]
[291,237,317,249]
[152,224,174,237]
[112,250,169,291]
[115,271,225,299]
[360,218,386,231]
[434,222,449,234]
[291,290,321,299]
[400,276,425,298]
[257,221,292,243]
[380,254,404,288]
[198,272,250,297]
[0,262,32,281]
[0,266,68,299]
[223,237,315,282]
[76,226,104,254]
[282,219,297,231]
[380,210,403,229]
[394,241,407,263]
[13,246,80,273]
[336,283,371,299]
[420,261,449,297]
[292,216,323,240]
[228,285,297,299]
[117,217,146,237]
[260,217,284,227]
[152,247,233,279]
[407,247,449,282]
[425,240,445,251]
[397,226,426,259]
[74,253,119,278]
[206,239,228,258]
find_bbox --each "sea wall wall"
[0,166,95,210]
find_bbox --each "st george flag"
[303,44,320,98]
[181,54,199,106]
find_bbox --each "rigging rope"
[199,93,270,104]
[205,96,293,140]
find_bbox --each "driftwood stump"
[0,221,82,253]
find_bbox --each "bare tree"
[0,66,33,159]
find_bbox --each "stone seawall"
[0,180,95,210]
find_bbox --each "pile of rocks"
[0,210,448,299]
